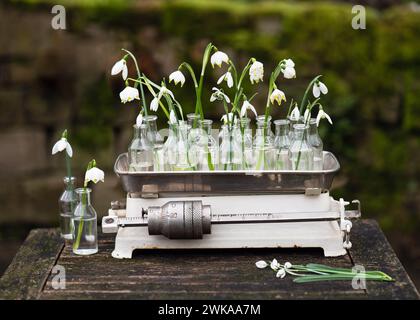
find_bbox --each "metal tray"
[114,152,340,196]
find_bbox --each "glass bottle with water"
[289,124,314,170]
[274,119,291,170]
[72,188,98,255]
[128,124,154,172]
[253,117,276,170]
[144,115,164,171]
[197,119,218,171]
[58,176,77,240]
[308,118,324,170]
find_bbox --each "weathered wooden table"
[0,219,418,300]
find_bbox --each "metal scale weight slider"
[102,152,361,259]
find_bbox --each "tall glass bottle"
[220,124,242,170]
[308,118,324,170]
[274,119,291,170]
[58,176,77,240]
[187,113,201,167]
[128,124,154,172]
[144,115,164,171]
[196,119,218,171]
[237,118,254,170]
[253,117,276,170]
[72,188,98,255]
[288,124,314,170]
[174,121,195,171]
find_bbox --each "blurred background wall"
[0,0,419,287]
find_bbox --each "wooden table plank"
[0,229,63,299]
[1,219,418,300]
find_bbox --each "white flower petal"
[255,261,268,269]
[136,113,143,126]
[290,106,300,121]
[270,89,286,106]
[283,66,296,79]
[111,59,125,76]
[249,61,264,84]
[120,86,140,103]
[210,51,229,68]
[150,97,159,112]
[85,167,105,184]
[217,74,225,85]
[169,109,177,124]
[169,71,185,87]
[285,58,295,68]
[313,84,321,98]
[122,65,128,80]
[65,143,73,158]
[319,81,328,95]
[276,268,286,278]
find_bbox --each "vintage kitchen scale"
[102,152,361,259]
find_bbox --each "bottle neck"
[63,176,76,191]
[308,119,319,135]
[199,119,213,135]
[256,120,272,135]
[187,113,200,128]
[76,188,91,205]
[274,120,290,136]
[293,124,309,140]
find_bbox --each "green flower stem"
[122,49,148,117]
[72,186,87,251]
[293,273,393,283]
[299,75,322,115]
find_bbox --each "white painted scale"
[102,152,361,259]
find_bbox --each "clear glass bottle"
[128,124,154,172]
[187,113,201,167]
[237,118,254,170]
[174,121,195,171]
[256,115,274,139]
[253,117,276,170]
[197,119,218,171]
[274,119,291,170]
[220,124,242,170]
[308,118,324,170]
[287,115,300,141]
[144,115,164,171]
[163,121,178,171]
[289,124,314,171]
[58,176,77,240]
[72,188,98,255]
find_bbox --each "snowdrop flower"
[217,71,234,88]
[290,106,300,121]
[85,165,105,185]
[169,109,177,124]
[284,262,292,269]
[303,108,311,123]
[221,113,234,124]
[270,89,286,106]
[210,51,229,68]
[240,100,257,118]
[282,58,296,79]
[312,81,328,98]
[276,268,286,278]
[51,132,73,158]
[136,113,143,127]
[150,86,175,112]
[119,86,140,104]
[210,87,230,103]
[255,261,268,269]
[270,259,281,271]
[316,108,333,127]
[111,59,128,80]
[249,60,264,84]
[169,70,186,87]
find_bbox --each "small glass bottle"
[163,121,178,171]
[197,119,218,171]
[72,188,98,255]
[287,115,300,141]
[253,117,276,170]
[220,124,242,170]
[274,119,291,170]
[174,121,195,171]
[256,115,274,139]
[58,176,77,240]
[144,115,164,171]
[289,124,314,171]
[308,118,324,170]
[237,118,254,170]
[128,124,154,172]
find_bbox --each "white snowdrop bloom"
[316,108,333,127]
[169,109,177,124]
[290,106,300,121]
[249,61,264,84]
[51,137,73,158]
[270,259,281,271]
[158,87,175,100]
[210,87,230,103]
[169,70,186,87]
[240,100,257,118]
[255,261,268,269]
[303,108,311,123]
[276,268,286,278]
[111,59,128,80]
[221,113,234,124]
[284,262,292,269]
[136,113,143,127]
[283,66,296,79]
[210,51,229,68]
[284,59,295,68]
[119,86,140,103]
[217,71,234,88]
[270,89,286,106]
[84,167,104,185]
[150,97,159,112]
[312,81,328,98]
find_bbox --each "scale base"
[111,221,346,259]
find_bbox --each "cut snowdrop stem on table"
[73,159,104,251]
[255,259,394,283]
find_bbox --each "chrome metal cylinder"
[148,200,211,239]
